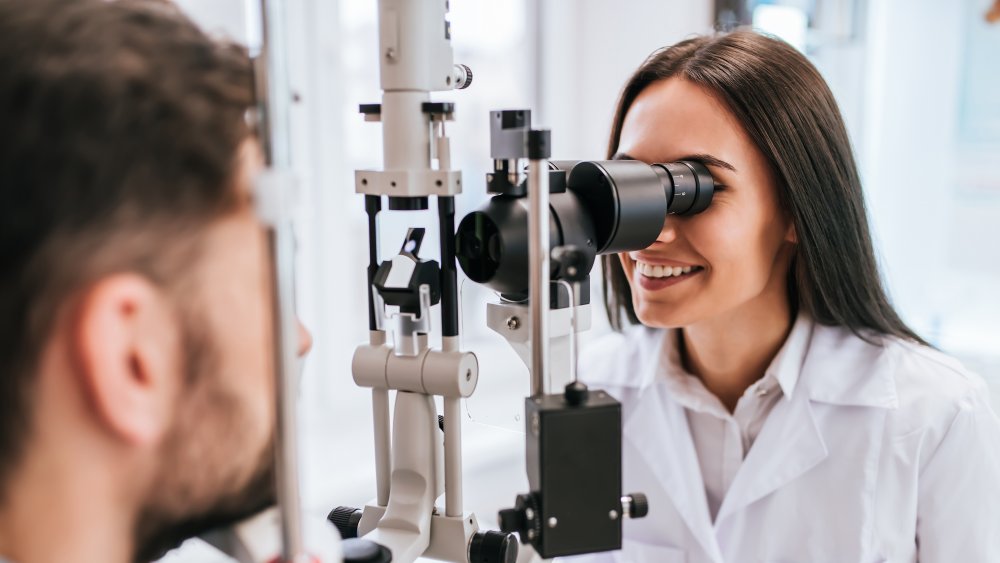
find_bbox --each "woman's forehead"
[618,78,750,165]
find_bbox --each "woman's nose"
[657,218,679,243]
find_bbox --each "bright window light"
[753,4,809,52]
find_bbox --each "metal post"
[255,0,305,558]
[372,384,392,507]
[443,394,463,517]
[527,130,551,397]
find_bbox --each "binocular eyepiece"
[456,159,715,297]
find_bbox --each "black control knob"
[328,506,364,539]
[564,381,589,406]
[498,493,540,545]
[551,245,590,282]
[624,493,649,519]
[469,530,517,563]
[341,538,392,563]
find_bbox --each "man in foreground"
[0,1,310,561]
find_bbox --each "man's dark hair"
[0,0,254,486]
[602,31,926,346]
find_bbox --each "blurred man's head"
[0,1,298,560]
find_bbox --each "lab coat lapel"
[625,380,724,562]
[714,383,829,523]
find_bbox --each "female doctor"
[571,31,1000,563]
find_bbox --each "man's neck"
[0,441,137,563]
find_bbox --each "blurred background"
[161,0,1000,560]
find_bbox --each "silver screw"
[385,47,397,60]
[609,509,619,520]
[547,517,558,528]
[507,316,521,330]
[525,508,535,520]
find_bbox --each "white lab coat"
[566,315,1000,563]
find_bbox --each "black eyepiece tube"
[651,160,714,215]
[455,159,715,296]
[566,160,669,255]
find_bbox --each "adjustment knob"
[564,381,589,406]
[327,506,364,538]
[551,245,591,282]
[341,538,392,563]
[453,63,473,89]
[498,493,540,544]
[622,493,649,519]
[469,530,517,563]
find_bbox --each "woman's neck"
[679,289,795,412]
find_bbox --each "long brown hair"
[602,31,927,346]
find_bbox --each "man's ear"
[69,274,183,447]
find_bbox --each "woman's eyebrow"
[683,153,737,172]
[611,151,737,172]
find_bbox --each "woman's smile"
[632,259,706,291]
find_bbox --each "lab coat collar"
[767,312,813,400]
[801,320,900,409]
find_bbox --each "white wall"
[537,0,714,159]
[857,0,1000,404]
[860,0,965,334]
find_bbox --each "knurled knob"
[454,63,473,89]
[469,530,517,563]
[626,493,649,519]
[327,506,363,538]
[341,538,392,563]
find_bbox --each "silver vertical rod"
[528,159,550,397]
[372,385,391,506]
[442,335,463,517]
[443,394,463,517]
[255,0,304,558]
[268,224,305,560]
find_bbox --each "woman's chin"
[633,303,691,329]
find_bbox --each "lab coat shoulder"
[884,336,995,442]
[803,322,993,435]
[807,323,1000,559]
[870,335,1000,559]
[809,320,999,453]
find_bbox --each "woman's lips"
[633,263,704,291]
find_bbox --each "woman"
[572,31,1000,562]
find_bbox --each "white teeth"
[635,261,699,278]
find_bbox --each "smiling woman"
[566,30,1000,563]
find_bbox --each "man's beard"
[132,443,276,562]
[131,311,278,562]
